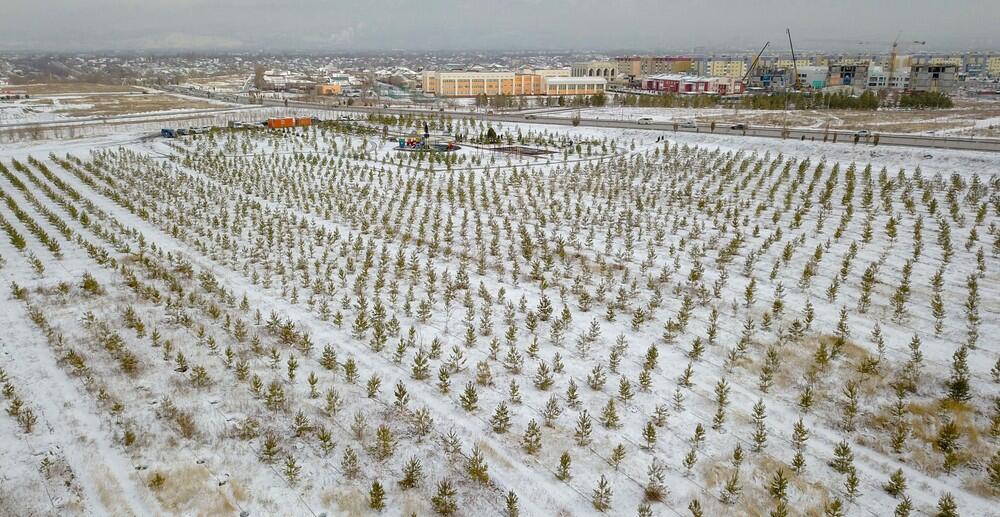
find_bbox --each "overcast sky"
[2,0,997,53]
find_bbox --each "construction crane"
[787,28,801,91]
[886,34,925,91]
[742,41,770,85]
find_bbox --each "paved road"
[6,84,999,153]
[267,98,1000,153]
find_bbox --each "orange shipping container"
[267,117,295,129]
[295,117,312,127]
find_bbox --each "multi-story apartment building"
[613,56,694,82]
[865,66,910,90]
[773,59,812,71]
[707,58,748,79]
[909,64,957,93]
[912,55,964,68]
[827,64,869,91]
[796,66,828,89]
[963,54,988,76]
[421,69,603,97]
[987,56,1000,78]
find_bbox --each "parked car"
[637,117,654,125]
[525,114,537,120]
[730,123,747,130]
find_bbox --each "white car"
[637,117,654,125]
[854,130,871,138]
[680,120,697,129]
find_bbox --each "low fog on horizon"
[1,0,997,53]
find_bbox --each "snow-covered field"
[1,116,998,516]
[0,93,237,126]
[548,103,1000,137]
[547,106,737,123]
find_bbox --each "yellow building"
[314,84,342,95]
[929,56,963,67]
[421,69,601,97]
[543,77,607,96]
[707,59,748,79]
[774,59,811,70]
[835,57,873,66]
[988,56,1000,77]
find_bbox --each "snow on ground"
[547,106,738,123]
[0,115,999,516]
[0,93,239,126]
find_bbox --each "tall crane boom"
[787,28,801,90]
[742,41,770,85]
[885,33,924,91]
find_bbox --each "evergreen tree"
[467,444,489,484]
[751,398,767,451]
[642,420,657,449]
[432,480,458,516]
[522,419,542,454]
[769,468,789,502]
[721,470,742,504]
[987,449,1000,490]
[575,410,593,445]
[610,443,626,469]
[688,499,703,517]
[542,395,562,426]
[369,480,386,511]
[491,401,512,433]
[399,456,423,489]
[284,455,301,485]
[556,451,572,480]
[592,474,613,512]
[645,458,667,501]
[504,490,520,517]
[341,447,360,478]
[823,498,845,517]
[884,468,907,497]
[845,468,861,501]
[459,381,479,411]
[894,495,913,517]
[374,424,397,460]
[830,440,854,473]
[935,493,958,517]
[601,398,621,428]
[946,345,972,401]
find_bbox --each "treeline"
[620,94,721,109]
[740,91,882,110]
[898,91,953,109]
[473,93,607,109]
[617,90,952,111]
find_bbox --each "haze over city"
[2,0,999,52]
